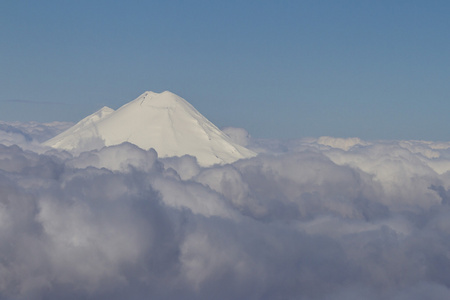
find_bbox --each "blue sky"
[1,1,449,140]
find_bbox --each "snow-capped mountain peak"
[43,91,256,166]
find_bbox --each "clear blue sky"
[1,1,450,140]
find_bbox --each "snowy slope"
[44,106,115,152]
[43,91,256,166]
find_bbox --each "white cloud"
[221,127,252,147]
[0,121,72,153]
[2,123,450,299]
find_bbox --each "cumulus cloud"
[2,125,450,299]
[222,127,252,147]
[0,121,72,151]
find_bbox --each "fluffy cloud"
[222,127,252,147]
[0,121,72,152]
[1,124,450,299]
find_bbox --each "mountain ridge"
[43,91,256,166]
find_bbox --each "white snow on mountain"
[43,91,256,166]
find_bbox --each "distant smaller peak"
[93,106,114,119]
[99,106,114,112]
[96,106,114,115]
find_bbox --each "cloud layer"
[1,124,450,299]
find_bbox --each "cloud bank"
[0,121,72,148]
[1,124,450,299]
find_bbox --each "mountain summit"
[43,91,256,166]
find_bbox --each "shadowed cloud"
[0,123,450,299]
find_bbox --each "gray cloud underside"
[2,125,450,299]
